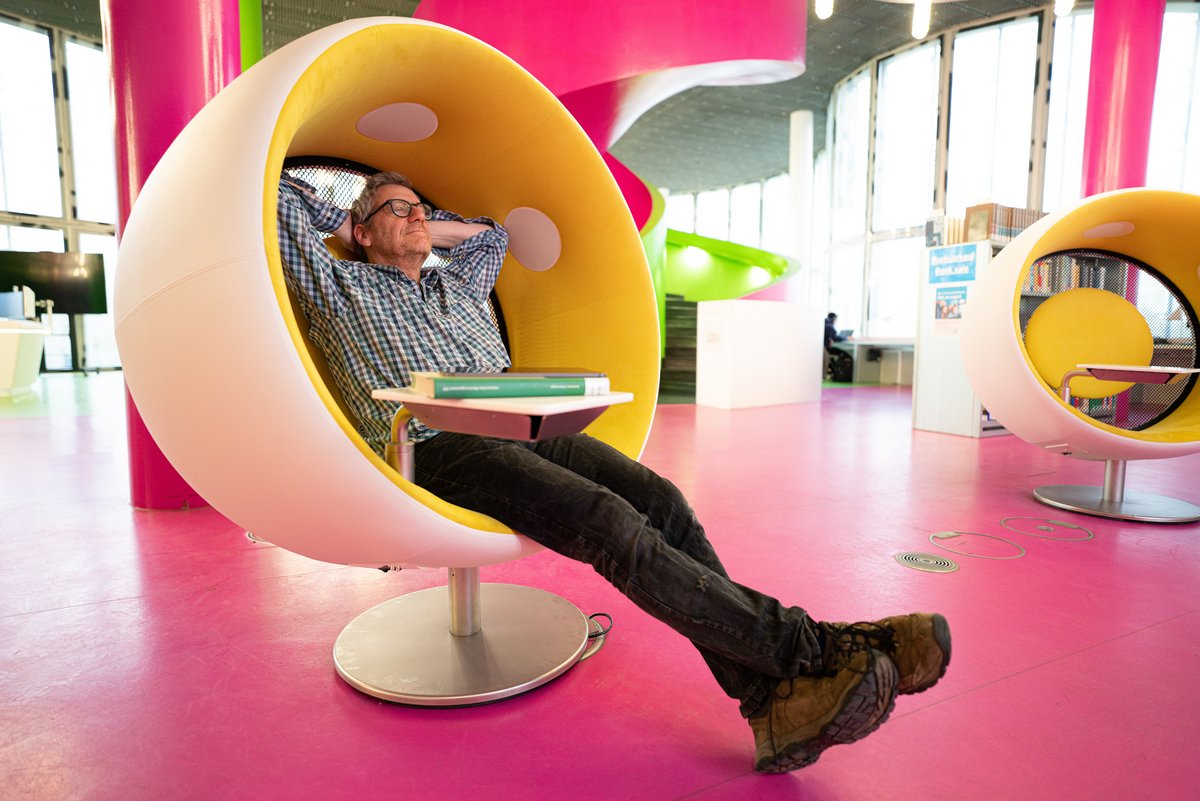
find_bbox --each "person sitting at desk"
[824,312,849,352]
[824,313,855,382]
[277,172,952,774]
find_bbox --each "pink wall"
[416,1,806,228]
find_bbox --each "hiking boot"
[821,613,951,695]
[750,647,899,773]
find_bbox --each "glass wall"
[1148,9,1200,192]
[663,172,792,254]
[827,69,871,330]
[872,42,940,231]
[945,16,1040,216]
[0,21,61,218]
[0,16,118,371]
[815,4,1200,340]
[66,40,118,226]
[1043,11,1092,211]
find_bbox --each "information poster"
[934,285,968,335]
[928,244,978,284]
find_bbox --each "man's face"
[355,185,432,265]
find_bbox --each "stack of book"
[408,368,610,398]
[963,203,1047,246]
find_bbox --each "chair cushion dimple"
[1024,286,1153,399]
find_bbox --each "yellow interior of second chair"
[1024,287,1153,399]
[1016,190,1200,443]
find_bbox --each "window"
[0,20,61,217]
[945,17,1040,215]
[760,174,793,257]
[79,232,119,368]
[872,41,940,231]
[828,71,871,329]
[806,153,832,306]
[1043,10,1093,212]
[830,70,870,241]
[0,19,120,371]
[866,236,923,337]
[66,40,118,224]
[695,188,730,240]
[664,191,695,233]
[828,240,865,332]
[1147,9,1200,192]
[1,227,71,368]
[728,182,762,247]
[0,224,64,251]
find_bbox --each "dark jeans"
[413,431,824,717]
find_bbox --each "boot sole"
[756,650,900,774]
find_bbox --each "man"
[824,312,847,352]
[277,172,952,773]
[824,313,854,383]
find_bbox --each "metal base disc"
[1034,485,1200,524]
[334,583,589,706]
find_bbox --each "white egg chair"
[115,18,660,703]
[961,189,1200,523]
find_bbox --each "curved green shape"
[663,229,800,300]
[239,0,264,70]
[638,179,668,354]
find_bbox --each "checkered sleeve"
[277,178,353,317]
[431,211,509,303]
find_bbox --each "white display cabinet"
[912,242,1007,437]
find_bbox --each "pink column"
[1080,0,1166,196]
[102,0,242,509]
[1080,0,1164,425]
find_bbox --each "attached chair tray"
[1077,363,1200,385]
[371,389,634,441]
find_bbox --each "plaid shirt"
[277,178,510,452]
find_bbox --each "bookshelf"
[914,203,1048,438]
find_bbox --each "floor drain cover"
[895,552,959,573]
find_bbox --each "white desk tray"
[370,389,634,441]
[1079,364,1200,385]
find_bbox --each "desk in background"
[833,337,915,385]
[0,319,48,396]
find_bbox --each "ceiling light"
[912,0,931,39]
[816,0,834,20]
[1054,0,1075,16]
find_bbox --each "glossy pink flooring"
[3,372,1199,800]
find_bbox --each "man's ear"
[353,223,370,249]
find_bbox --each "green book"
[409,371,610,399]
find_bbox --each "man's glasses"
[361,198,434,224]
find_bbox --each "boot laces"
[818,621,897,674]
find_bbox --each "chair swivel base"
[1034,485,1200,524]
[333,583,589,706]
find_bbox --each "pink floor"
[3,372,1199,800]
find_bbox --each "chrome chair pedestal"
[334,408,590,705]
[334,572,589,706]
[1035,459,1200,523]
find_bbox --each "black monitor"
[0,251,107,315]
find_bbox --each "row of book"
[925,204,1047,247]
[1021,256,1110,296]
[407,368,609,399]
[964,203,1047,245]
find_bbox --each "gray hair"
[349,171,417,226]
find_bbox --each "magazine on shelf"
[408,368,610,398]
